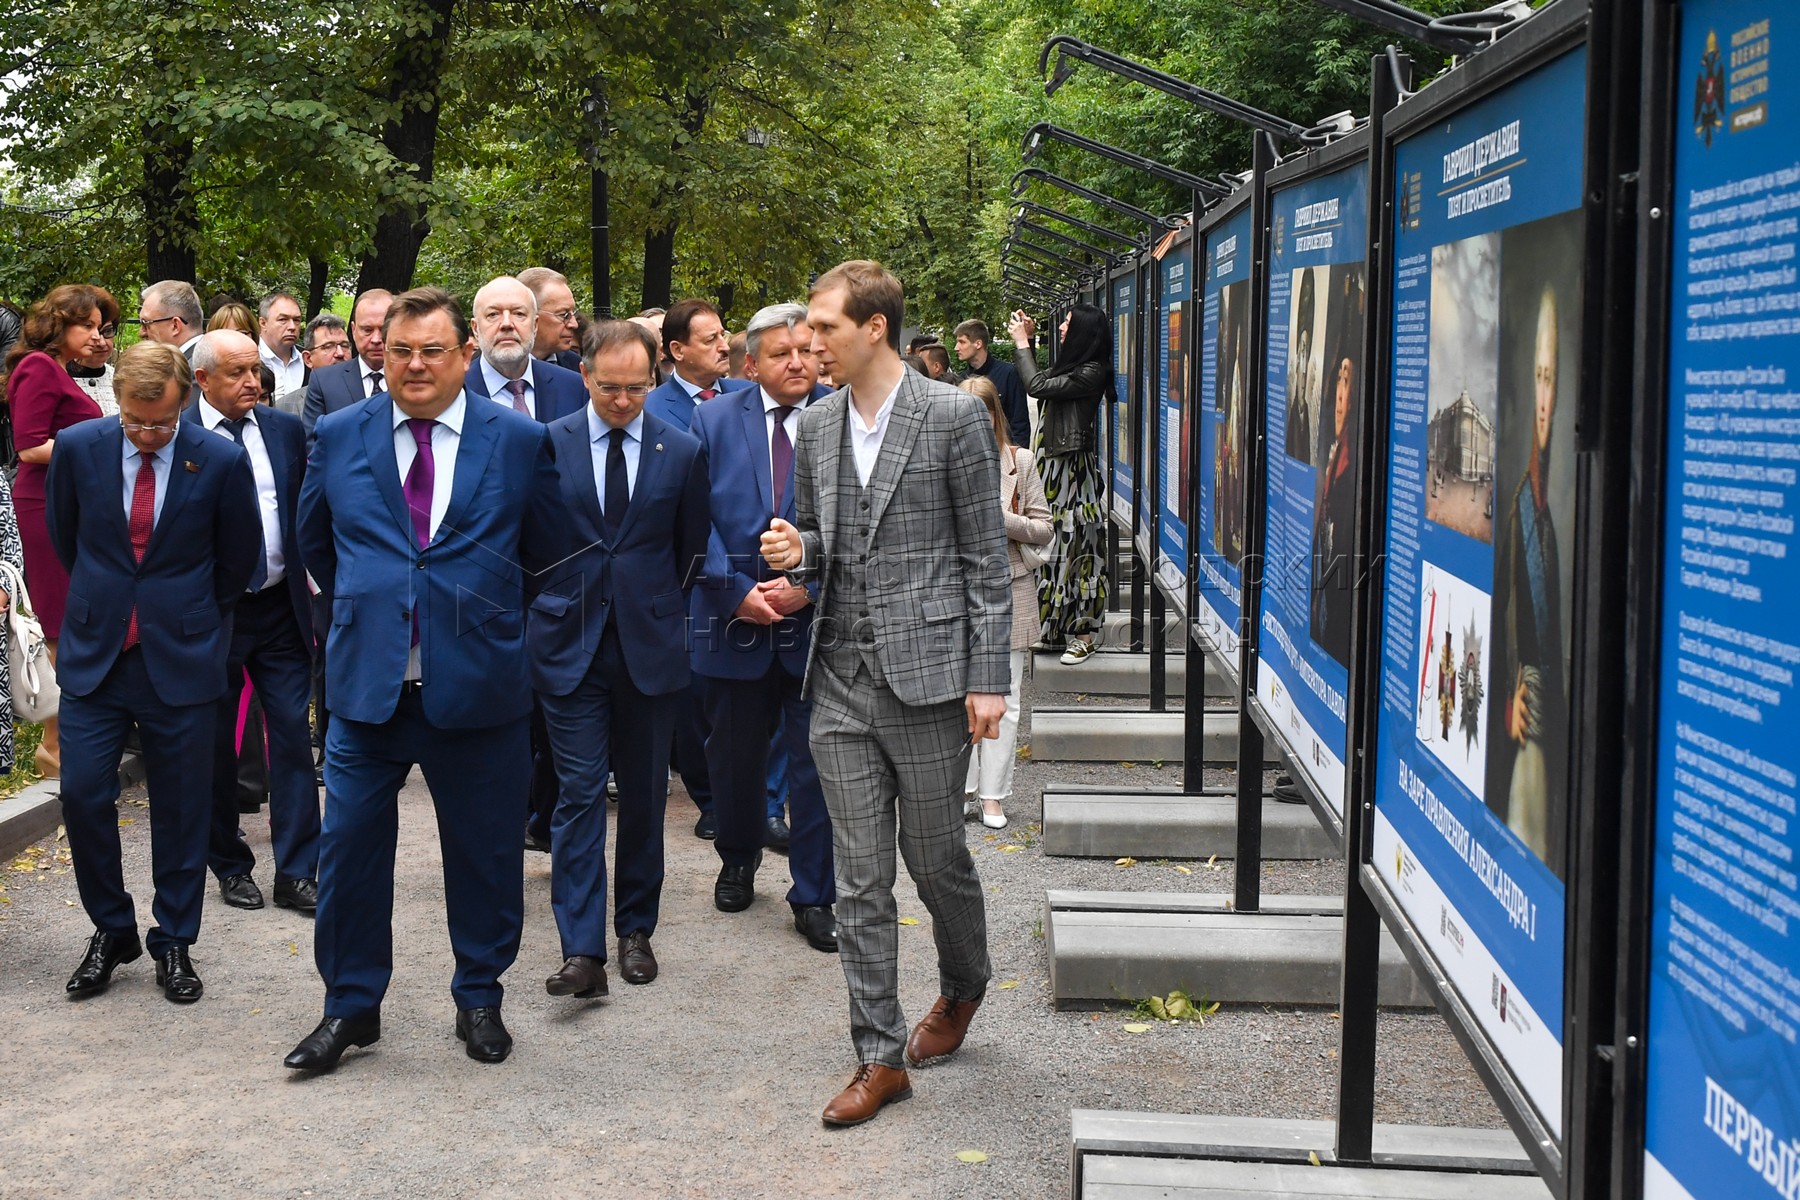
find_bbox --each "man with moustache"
[286,288,567,1071]
[761,261,1010,1126]
[529,320,709,996]
[465,275,588,851]
[689,303,835,950]
[48,342,261,1003]
[187,330,321,913]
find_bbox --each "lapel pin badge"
[183,460,201,473]
[655,442,664,451]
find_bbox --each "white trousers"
[965,650,1027,801]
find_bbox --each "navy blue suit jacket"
[47,418,262,706]
[298,393,568,729]
[688,389,812,681]
[644,374,754,432]
[301,357,376,436]
[463,355,588,425]
[183,400,314,641]
[528,407,710,700]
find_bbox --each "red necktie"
[123,451,155,651]
[698,388,717,401]
[503,378,530,415]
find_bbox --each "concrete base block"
[1045,891,1432,1009]
[1035,650,1224,697]
[1042,792,1338,860]
[1071,1112,1547,1200]
[0,754,143,864]
[1098,610,1184,645]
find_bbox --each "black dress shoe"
[764,815,791,854]
[618,931,658,984]
[714,854,761,913]
[154,945,203,1003]
[66,929,142,998]
[524,825,552,854]
[219,873,265,910]
[454,1006,513,1063]
[273,877,319,914]
[238,793,265,815]
[545,955,609,998]
[694,809,717,840]
[1271,773,1306,805]
[285,1013,381,1071]
[794,905,839,953]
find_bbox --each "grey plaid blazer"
[791,368,1012,707]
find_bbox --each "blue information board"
[1195,205,1255,669]
[1370,45,1587,1134]
[1645,7,1800,1198]
[1157,240,1194,596]
[1257,160,1370,820]
[1137,265,1158,556]
[1111,273,1137,527]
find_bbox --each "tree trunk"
[641,224,676,311]
[307,256,330,319]
[142,114,198,284]
[356,0,457,295]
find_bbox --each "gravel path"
[0,665,1503,1198]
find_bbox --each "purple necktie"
[503,377,529,416]
[403,419,436,647]
[770,405,794,516]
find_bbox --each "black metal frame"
[1014,219,1126,268]
[1012,168,1172,234]
[1014,199,1146,249]
[1343,2,1624,1190]
[1024,122,1234,202]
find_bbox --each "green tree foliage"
[0,0,1477,333]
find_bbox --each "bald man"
[189,331,321,914]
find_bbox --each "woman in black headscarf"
[1007,303,1114,663]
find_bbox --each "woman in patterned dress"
[0,469,25,773]
[1007,305,1114,663]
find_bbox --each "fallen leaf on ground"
[955,1150,988,1164]
[1308,1151,1323,1167]
[1115,857,1137,868]
[897,917,921,926]
[1206,854,1218,868]
[997,980,1020,990]
[1121,1023,1151,1034]
[288,942,299,955]
[1173,865,1192,875]
[1000,844,1023,853]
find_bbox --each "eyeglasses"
[591,383,651,399]
[133,315,178,329]
[548,309,579,324]
[386,345,455,365]
[120,419,179,435]
[307,340,351,356]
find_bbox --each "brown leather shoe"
[905,994,983,1066]
[821,1063,913,1127]
[545,955,609,998]
[618,932,658,985]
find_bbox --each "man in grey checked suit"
[761,260,1012,1127]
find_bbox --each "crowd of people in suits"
[0,259,1118,1126]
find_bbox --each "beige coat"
[1001,446,1054,651]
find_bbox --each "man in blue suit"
[300,289,393,436]
[689,303,836,952]
[48,341,262,1004]
[187,330,321,915]
[285,287,568,1072]
[529,319,708,997]
[643,298,751,838]
[468,275,591,850]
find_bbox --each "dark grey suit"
[789,368,1011,1067]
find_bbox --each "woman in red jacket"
[3,284,115,777]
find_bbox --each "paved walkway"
[0,683,1502,1198]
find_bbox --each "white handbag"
[0,561,59,722]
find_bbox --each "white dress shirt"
[198,403,285,589]
[588,405,643,515]
[392,392,466,681]
[121,431,176,526]
[761,388,810,499]
[480,356,536,418]
[846,378,901,488]
[259,339,306,396]
[673,371,716,402]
